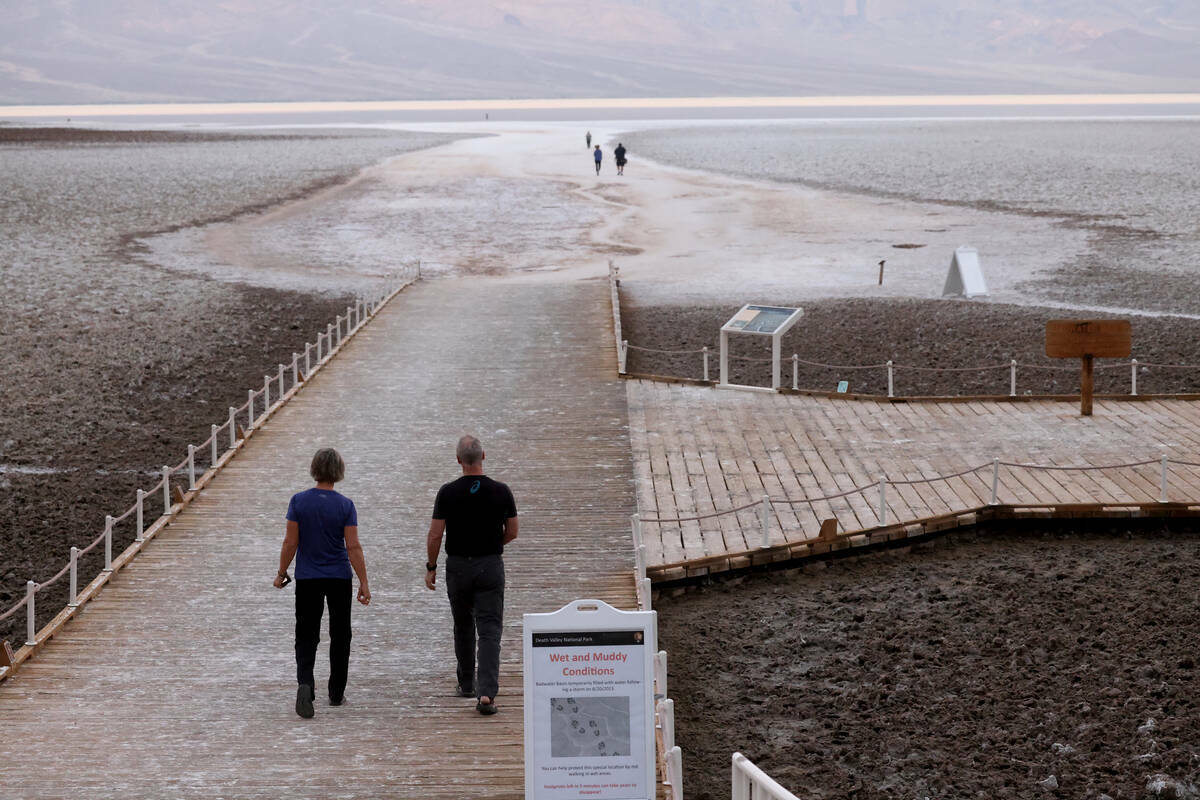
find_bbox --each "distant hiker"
[425,435,518,715]
[274,448,371,719]
[586,130,592,148]
[594,145,603,175]
[614,142,627,176]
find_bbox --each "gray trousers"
[445,554,505,699]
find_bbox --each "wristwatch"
[426,562,437,572]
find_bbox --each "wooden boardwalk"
[627,380,1200,580]
[0,278,637,799]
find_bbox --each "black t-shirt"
[432,475,517,557]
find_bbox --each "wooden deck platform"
[0,278,637,798]
[627,380,1200,580]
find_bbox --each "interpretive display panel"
[524,601,657,800]
[719,303,804,389]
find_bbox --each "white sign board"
[524,599,657,800]
[942,246,989,297]
[718,304,804,390]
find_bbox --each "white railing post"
[657,698,675,752]
[638,544,647,581]
[316,333,323,362]
[211,424,219,465]
[262,375,271,409]
[326,323,334,352]
[136,488,145,542]
[187,445,196,490]
[641,577,652,611]
[25,581,36,646]
[1131,358,1138,396]
[619,340,628,374]
[733,754,749,800]
[104,514,113,573]
[702,346,710,382]
[292,354,299,385]
[305,342,312,376]
[1010,359,1018,397]
[162,465,171,511]
[69,547,79,607]
[760,494,771,548]
[417,259,422,279]
[654,650,668,700]
[1160,454,1169,503]
[248,389,255,426]
[792,353,799,390]
[228,406,237,447]
[990,457,1000,505]
[887,360,894,398]
[277,364,285,398]
[666,746,683,800]
[878,477,887,524]
[336,316,343,347]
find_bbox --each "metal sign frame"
[719,304,804,390]
[523,599,658,800]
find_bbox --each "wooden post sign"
[1045,320,1131,416]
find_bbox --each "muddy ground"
[658,528,1200,800]
[621,298,1200,397]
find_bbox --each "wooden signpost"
[1045,320,1131,416]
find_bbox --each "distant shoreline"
[5,92,1200,118]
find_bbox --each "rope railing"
[0,263,421,658]
[619,339,1200,398]
[637,454,1194,550]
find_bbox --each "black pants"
[295,578,352,700]
[445,554,505,699]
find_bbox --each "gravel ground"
[621,297,1200,397]
[658,528,1200,800]
[0,126,456,643]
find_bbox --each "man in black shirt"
[425,435,518,715]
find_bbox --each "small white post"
[657,698,676,752]
[1131,358,1138,396]
[136,488,145,541]
[990,457,1000,505]
[162,465,171,511]
[336,316,343,346]
[733,754,748,800]
[25,581,36,646]
[277,364,285,398]
[630,512,642,550]
[702,346,710,382]
[104,514,114,572]
[187,444,196,490]
[878,477,887,524]
[347,306,354,335]
[666,746,683,800]
[760,494,771,548]
[638,544,647,581]
[69,547,79,607]
[417,259,422,279]
[887,360,894,398]
[211,424,219,465]
[291,354,299,386]
[262,375,271,409]
[305,342,312,376]
[1160,453,1169,503]
[316,333,322,362]
[654,650,668,700]
[1010,359,1018,397]
[228,407,237,447]
[641,577,652,611]
[792,354,799,390]
[247,389,255,426]
[619,339,628,374]
[326,323,334,352]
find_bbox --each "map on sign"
[550,696,631,758]
[723,305,799,334]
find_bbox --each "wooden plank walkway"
[627,380,1200,580]
[0,278,636,798]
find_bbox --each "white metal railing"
[732,753,800,800]
[0,264,421,660]
[637,453,1197,556]
[623,341,1200,398]
[631,512,682,800]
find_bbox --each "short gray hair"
[456,435,483,465]
[310,447,345,483]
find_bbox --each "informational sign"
[1045,319,1132,417]
[524,600,657,800]
[942,246,989,297]
[719,303,804,389]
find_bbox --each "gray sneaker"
[295,684,315,718]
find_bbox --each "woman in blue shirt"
[274,447,370,718]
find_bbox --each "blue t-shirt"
[286,488,357,580]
